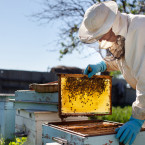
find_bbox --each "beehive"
[42,74,145,145]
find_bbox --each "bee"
[73,109,76,113]
[106,103,109,106]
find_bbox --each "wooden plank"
[15,116,36,132]
[0,102,14,110]
[14,102,58,111]
[34,111,88,122]
[0,110,4,135]
[0,109,15,139]
[36,121,44,145]
[16,109,36,121]
[0,94,15,102]
[29,82,58,93]
[0,102,5,109]
[42,124,85,145]
[46,143,60,145]
[84,132,145,145]
[5,102,14,109]
[15,90,58,103]
[58,74,112,79]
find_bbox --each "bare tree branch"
[33,0,144,59]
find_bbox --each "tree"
[34,0,145,58]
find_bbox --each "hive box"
[14,90,87,145]
[0,94,15,139]
[16,110,88,145]
[43,120,145,145]
[14,90,58,111]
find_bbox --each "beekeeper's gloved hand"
[115,116,144,145]
[84,61,106,78]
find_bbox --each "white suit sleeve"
[105,60,119,72]
[132,60,145,120]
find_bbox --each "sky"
[0,0,102,72]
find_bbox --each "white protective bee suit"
[105,11,145,121]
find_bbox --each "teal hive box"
[13,90,87,145]
[0,94,15,139]
[10,90,59,145]
[13,90,58,111]
[42,121,145,145]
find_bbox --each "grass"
[90,106,132,123]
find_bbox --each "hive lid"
[58,74,112,120]
[29,81,58,93]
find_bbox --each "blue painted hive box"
[13,90,58,111]
[0,94,15,139]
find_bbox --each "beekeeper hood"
[79,1,118,44]
[78,1,129,46]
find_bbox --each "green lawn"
[90,106,132,123]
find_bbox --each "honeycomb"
[60,74,112,115]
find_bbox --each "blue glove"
[115,116,144,145]
[84,61,106,78]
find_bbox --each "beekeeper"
[79,1,145,145]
